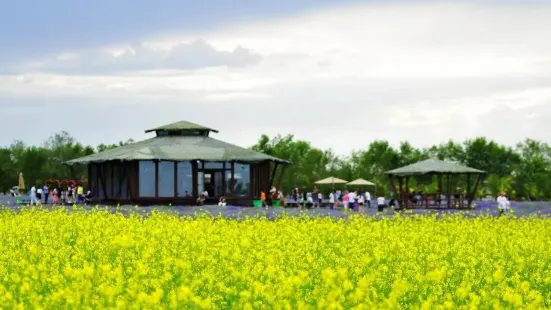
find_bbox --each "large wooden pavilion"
[65,121,291,206]
[385,159,485,209]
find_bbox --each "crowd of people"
[27,183,92,205]
[288,185,396,213]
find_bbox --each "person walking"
[377,193,387,213]
[497,191,511,216]
[36,186,43,202]
[43,184,50,204]
[357,192,365,214]
[30,185,38,205]
[76,184,84,204]
[52,187,59,204]
[67,185,74,204]
[365,190,371,208]
[328,191,335,209]
[347,190,357,211]
[342,190,350,211]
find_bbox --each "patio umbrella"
[315,177,348,191]
[347,178,375,186]
[18,172,25,190]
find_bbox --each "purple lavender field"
[1,195,550,218]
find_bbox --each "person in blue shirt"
[43,184,50,204]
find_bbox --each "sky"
[2,0,551,155]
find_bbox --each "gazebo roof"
[144,120,219,134]
[384,159,485,176]
[315,177,348,184]
[347,178,376,186]
[65,121,290,165]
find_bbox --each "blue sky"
[0,0,358,60]
[1,0,551,153]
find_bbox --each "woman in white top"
[357,193,365,214]
[377,194,386,212]
[496,192,511,216]
[365,191,371,208]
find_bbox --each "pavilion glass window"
[158,161,175,197]
[177,161,193,197]
[203,162,224,169]
[139,161,156,197]
[233,163,250,197]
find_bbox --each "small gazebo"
[314,177,348,191]
[384,159,485,209]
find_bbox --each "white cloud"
[17,39,261,74]
[2,1,551,154]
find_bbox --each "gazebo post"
[437,174,443,208]
[384,159,485,210]
[446,174,452,208]
[466,173,472,208]
[469,174,482,206]
[405,176,410,209]
[388,175,398,208]
[398,176,404,209]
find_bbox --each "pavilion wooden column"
[97,164,108,201]
[126,164,133,199]
[276,165,287,192]
[268,162,279,190]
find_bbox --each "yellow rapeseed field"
[1,207,551,309]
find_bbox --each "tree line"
[252,135,551,200]
[0,131,133,193]
[0,131,549,200]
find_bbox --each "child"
[196,194,205,206]
[218,196,227,207]
[260,191,267,208]
[377,194,386,212]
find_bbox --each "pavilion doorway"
[200,170,224,198]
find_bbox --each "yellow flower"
[0,208,550,308]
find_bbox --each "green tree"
[251,134,336,192]
[513,139,551,200]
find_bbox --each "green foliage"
[1,131,550,201]
[251,135,551,199]
[0,132,95,192]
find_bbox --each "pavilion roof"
[144,120,219,134]
[65,121,290,165]
[384,159,485,176]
